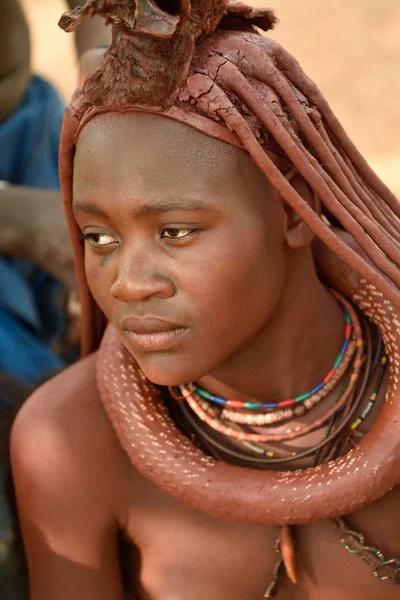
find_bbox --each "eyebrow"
[72,198,210,218]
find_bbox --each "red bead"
[344,324,352,339]
[278,399,296,407]
[323,369,336,384]
[226,400,244,409]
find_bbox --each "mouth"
[120,317,189,352]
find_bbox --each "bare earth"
[22,0,400,195]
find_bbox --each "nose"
[110,249,175,302]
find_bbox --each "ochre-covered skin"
[57,2,400,526]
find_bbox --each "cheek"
[84,252,115,315]
[191,223,287,331]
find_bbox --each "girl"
[12,2,400,598]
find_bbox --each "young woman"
[11,2,400,598]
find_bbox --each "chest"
[119,473,400,600]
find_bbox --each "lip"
[120,317,189,352]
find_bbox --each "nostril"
[153,0,182,16]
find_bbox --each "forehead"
[73,113,266,198]
[76,112,243,162]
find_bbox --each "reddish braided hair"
[58,0,400,354]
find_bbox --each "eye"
[160,227,197,240]
[84,232,118,248]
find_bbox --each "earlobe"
[283,169,320,250]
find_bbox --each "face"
[73,113,290,385]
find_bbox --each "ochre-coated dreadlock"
[59,0,400,354]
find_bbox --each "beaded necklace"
[350,356,387,431]
[220,338,356,426]
[178,350,367,464]
[180,296,364,446]
[192,297,352,412]
[175,296,391,473]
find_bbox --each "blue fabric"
[0,75,63,188]
[0,76,66,384]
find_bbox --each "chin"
[132,351,211,387]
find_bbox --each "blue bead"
[262,403,278,409]
[211,396,226,406]
[340,338,349,354]
[310,382,324,395]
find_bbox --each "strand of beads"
[178,332,374,464]
[183,346,363,445]
[220,339,356,426]
[181,295,364,445]
[350,356,387,431]
[178,343,366,462]
[193,298,353,414]
[236,362,358,460]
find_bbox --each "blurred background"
[23,0,400,196]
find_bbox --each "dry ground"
[22,0,400,195]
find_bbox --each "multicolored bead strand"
[350,356,387,431]
[181,295,364,445]
[220,339,356,427]
[192,297,352,412]
[177,337,367,463]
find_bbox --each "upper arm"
[11,390,125,600]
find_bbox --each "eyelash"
[82,232,117,248]
[82,227,200,249]
[160,227,200,240]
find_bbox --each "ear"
[283,172,321,250]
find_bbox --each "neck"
[199,254,344,403]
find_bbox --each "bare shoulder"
[11,356,129,598]
[13,352,100,425]
[12,353,112,459]
[11,353,125,519]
